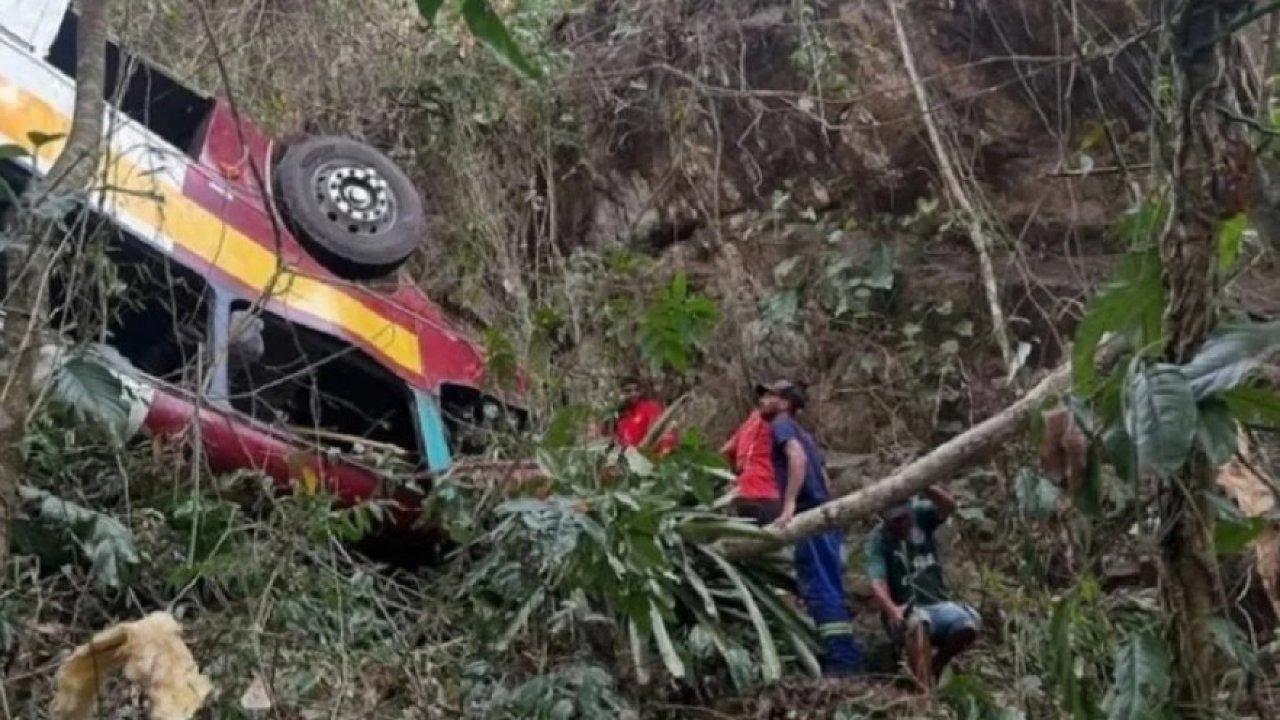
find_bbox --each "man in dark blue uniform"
[756,379,864,677]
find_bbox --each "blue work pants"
[794,529,864,675]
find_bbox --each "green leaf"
[723,646,756,691]
[460,0,543,80]
[681,557,719,619]
[864,241,895,290]
[1077,441,1106,516]
[0,144,30,161]
[782,627,823,680]
[1181,321,1280,398]
[1015,468,1061,519]
[1224,386,1280,428]
[482,327,518,391]
[18,486,139,589]
[1073,249,1164,394]
[1046,592,1095,719]
[627,618,651,685]
[1217,213,1246,274]
[702,547,782,682]
[638,271,718,374]
[495,587,544,652]
[648,604,686,678]
[1209,615,1260,675]
[1195,399,1237,468]
[675,516,775,543]
[49,354,131,440]
[1215,515,1267,554]
[414,0,446,23]
[1102,423,1136,484]
[1123,363,1197,476]
[1211,494,1267,554]
[1101,631,1171,720]
[1112,197,1170,249]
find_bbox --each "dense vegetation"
[6,1,1280,718]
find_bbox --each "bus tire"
[274,136,425,279]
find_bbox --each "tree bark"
[0,0,112,586]
[1157,1,1257,711]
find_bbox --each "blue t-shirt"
[769,416,829,510]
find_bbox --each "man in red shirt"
[720,408,780,524]
[611,376,678,455]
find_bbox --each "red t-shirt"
[614,397,678,455]
[726,411,777,500]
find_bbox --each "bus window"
[45,12,213,156]
[47,214,212,385]
[225,302,421,466]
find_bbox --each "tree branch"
[887,0,1016,377]
[0,0,113,586]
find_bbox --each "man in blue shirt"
[756,379,863,677]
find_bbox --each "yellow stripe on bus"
[0,76,424,376]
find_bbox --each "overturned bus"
[0,1,529,528]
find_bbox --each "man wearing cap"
[756,379,864,677]
[863,485,979,689]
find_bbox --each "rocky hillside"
[7,1,1280,718]
[120,1,1222,453]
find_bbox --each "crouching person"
[864,485,979,690]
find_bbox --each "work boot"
[821,631,865,677]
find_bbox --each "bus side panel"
[0,1,68,56]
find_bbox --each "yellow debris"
[51,611,213,720]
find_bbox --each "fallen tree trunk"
[724,362,1074,556]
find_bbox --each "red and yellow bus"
[0,2,529,528]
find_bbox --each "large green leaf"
[648,604,686,678]
[460,0,543,80]
[18,486,139,589]
[1102,424,1136,484]
[1194,399,1238,469]
[1210,493,1268,554]
[1180,321,1280,399]
[1073,250,1164,394]
[1123,363,1197,476]
[1215,516,1268,554]
[49,353,131,440]
[1223,386,1280,427]
[1101,631,1171,720]
[702,547,782,683]
[1046,592,1096,720]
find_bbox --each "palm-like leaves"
[450,441,819,687]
